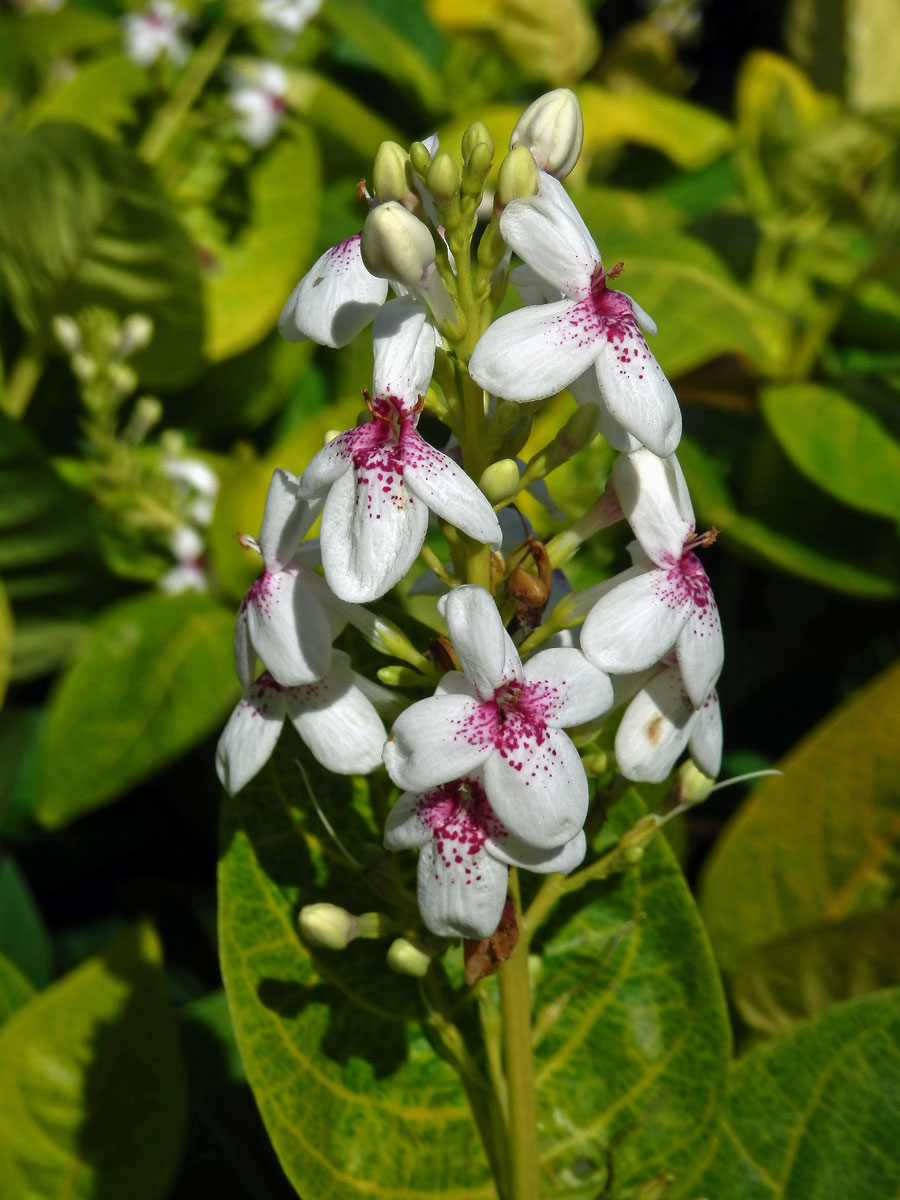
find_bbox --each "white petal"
[296,429,356,498]
[688,690,723,779]
[580,562,692,676]
[258,469,319,570]
[287,661,386,774]
[402,432,502,548]
[434,670,474,698]
[594,331,681,458]
[319,461,429,602]
[468,299,603,403]
[482,726,589,848]
[383,693,495,791]
[523,647,613,727]
[383,790,431,850]
[215,681,288,795]
[675,590,724,708]
[612,449,694,565]
[278,234,389,347]
[488,828,586,873]
[500,173,598,299]
[233,606,257,688]
[372,296,435,410]
[245,570,333,685]
[614,668,693,784]
[416,837,508,939]
[439,585,522,699]
[510,263,562,306]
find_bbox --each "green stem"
[498,870,540,1200]
[2,339,44,419]
[138,21,235,165]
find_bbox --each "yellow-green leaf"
[25,53,148,139]
[0,951,34,1027]
[0,577,10,708]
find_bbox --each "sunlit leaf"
[288,68,401,164]
[700,658,900,972]
[696,988,900,1200]
[25,53,149,139]
[0,923,186,1200]
[0,853,52,989]
[32,591,240,828]
[845,0,900,111]
[0,951,34,1027]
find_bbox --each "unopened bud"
[581,751,608,776]
[462,139,493,201]
[360,202,436,287]
[510,88,584,179]
[679,761,715,805]
[53,314,82,356]
[462,120,494,164]
[387,937,433,977]
[298,903,357,949]
[426,152,460,201]
[496,145,539,208]
[373,140,413,204]
[119,313,153,357]
[409,139,434,177]
[479,458,520,505]
[122,395,163,444]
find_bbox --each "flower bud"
[678,761,715,805]
[373,140,413,204]
[360,202,436,287]
[510,88,584,179]
[496,145,539,208]
[409,139,434,177]
[298,903,356,949]
[462,120,494,164]
[119,313,154,357]
[426,152,460,201]
[478,458,520,505]
[386,937,433,977]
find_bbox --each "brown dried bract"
[464,898,519,985]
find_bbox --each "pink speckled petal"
[614,666,693,784]
[612,449,695,566]
[383,693,495,792]
[580,562,692,677]
[417,835,508,939]
[488,827,586,873]
[523,647,613,727]
[500,173,599,299]
[296,429,357,498]
[688,690,723,779]
[468,298,603,403]
[675,589,724,708]
[215,678,287,795]
[245,570,333,685]
[482,725,588,849]
[402,433,502,549]
[439,585,522,699]
[279,234,388,348]
[372,297,435,411]
[594,331,681,458]
[287,660,386,774]
[319,460,430,602]
[383,790,432,850]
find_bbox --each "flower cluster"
[217,88,725,943]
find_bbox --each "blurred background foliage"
[0,0,899,1196]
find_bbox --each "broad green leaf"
[733,902,900,1037]
[33,591,240,828]
[0,8,118,79]
[0,576,10,707]
[180,990,246,1094]
[219,739,729,1200]
[193,127,320,362]
[0,951,34,1027]
[696,988,900,1200]
[0,923,186,1200]
[0,122,204,388]
[0,708,43,837]
[0,854,52,989]
[760,382,900,521]
[700,658,900,973]
[25,53,149,139]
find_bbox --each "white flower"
[580,448,723,708]
[468,173,681,458]
[259,0,320,35]
[296,298,502,602]
[158,524,207,594]
[216,658,387,795]
[229,61,288,148]
[383,585,613,849]
[122,1,189,67]
[385,776,586,939]
[614,661,722,784]
[279,233,389,348]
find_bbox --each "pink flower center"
[418,779,507,874]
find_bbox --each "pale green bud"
[409,140,433,177]
[298,903,357,950]
[373,140,413,204]
[581,751,608,776]
[360,203,436,287]
[510,88,584,180]
[462,139,493,200]
[462,120,494,164]
[496,145,539,208]
[119,313,153,357]
[387,937,432,977]
[426,152,460,201]
[679,761,715,805]
[121,395,163,445]
[478,458,521,505]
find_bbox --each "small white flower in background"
[13,0,67,13]
[229,61,288,148]
[296,297,502,602]
[163,454,219,527]
[580,448,723,708]
[216,656,387,795]
[468,172,681,458]
[383,585,614,850]
[158,524,207,594]
[384,776,586,939]
[122,1,189,67]
[258,0,321,35]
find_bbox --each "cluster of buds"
[217,88,724,946]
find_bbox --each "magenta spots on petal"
[416,778,507,884]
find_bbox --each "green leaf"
[25,53,149,139]
[0,576,10,707]
[700,658,900,973]
[180,990,246,1094]
[0,853,52,988]
[288,68,401,164]
[0,121,204,388]
[193,126,321,362]
[696,988,900,1200]
[733,902,900,1037]
[760,382,900,521]
[0,951,34,1027]
[219,739,730,1199]
[0,922,187,1200]
[33,591,240,828]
